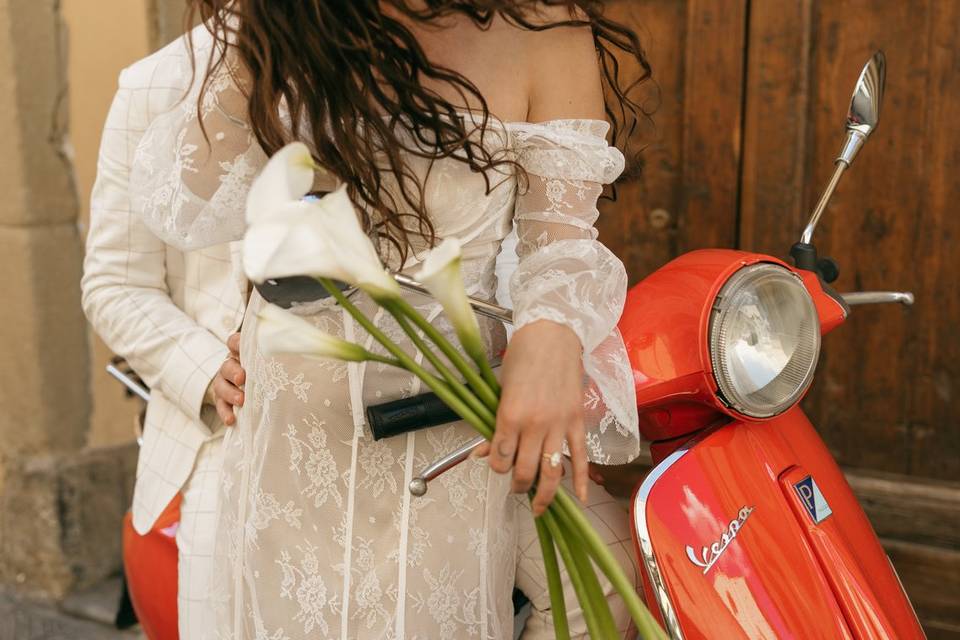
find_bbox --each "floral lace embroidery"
[284,416,343,509]
[356,438,399,497]
[277,541,334,636]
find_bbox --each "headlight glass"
[709,263,820,418]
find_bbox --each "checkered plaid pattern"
[81,28,246,535]
[177,435,225,640]
[514,460,640,639]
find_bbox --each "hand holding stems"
[473,319,590,515]
[418,238,588,514]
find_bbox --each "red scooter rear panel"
[632,408,924,639]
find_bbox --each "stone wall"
[0,0,91,597]
[0,0,175,600]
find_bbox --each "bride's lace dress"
[131,37,639,639]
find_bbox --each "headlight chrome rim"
[708,263,821,418]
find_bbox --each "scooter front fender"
[631,408,925,639]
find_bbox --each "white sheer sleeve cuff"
[507,119,639,464]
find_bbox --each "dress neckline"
[379,109,611,133]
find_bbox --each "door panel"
[738,0,960,481]
[598,0,748,282]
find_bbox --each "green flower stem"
[461,336,500,397]
[552,503,620,639]
[553,488,668,640]
[540,509,603,640]
[321,280,493,440]
[534,516,570,640]
[363,352,403,368]
[391,297,500,410]
[385,308,497,428]
[475,355,500,397]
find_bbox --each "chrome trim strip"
[633,447,690,640]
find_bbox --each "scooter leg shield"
[631,407,925,639]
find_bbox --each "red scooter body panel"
[123,495,181,640]
[631,408,924,639]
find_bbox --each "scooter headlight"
[709,264,820,418]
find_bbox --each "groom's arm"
[81,68,230,425]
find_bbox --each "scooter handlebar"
[840,291,914,307]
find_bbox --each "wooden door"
[741,0,960,482]
[596,0,748,280]
[602,1,960,636]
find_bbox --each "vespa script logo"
[685,506,754,575]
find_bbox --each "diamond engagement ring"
[542,452,562,468]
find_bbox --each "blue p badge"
[794,475,833,524]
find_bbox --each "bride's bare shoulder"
[506,5,605,121]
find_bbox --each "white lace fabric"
[131,41,267,251]
[130,56,640,638]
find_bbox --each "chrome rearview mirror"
[800,52,886,245]
[839,51,885,164]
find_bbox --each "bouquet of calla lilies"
[244,143,667,640]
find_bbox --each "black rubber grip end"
[366,392,460,440]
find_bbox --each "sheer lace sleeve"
[131,38,266,251]
[507,119,639,464]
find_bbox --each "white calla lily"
[415,237,484,359]
[242,183,400,300]
[257,304,372,362]
[246,142,315,224]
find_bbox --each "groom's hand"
[483,320,588,516]
[208,332,244,426]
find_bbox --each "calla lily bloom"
[243,182,401,300]
[415,237,485,361]
[257,304,372,362]
[246,142,316,224]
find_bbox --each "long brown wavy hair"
[186,1,652,263]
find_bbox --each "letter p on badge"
[793,475,833,524]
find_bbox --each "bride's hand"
[481,319,588,515]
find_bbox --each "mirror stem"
[800,159,849,245]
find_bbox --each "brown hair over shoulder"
[186,1,652,263]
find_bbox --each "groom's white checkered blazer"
[82,30,247,535]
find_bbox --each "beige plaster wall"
[63,0,186,448]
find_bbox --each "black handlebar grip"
[366,392,460,440]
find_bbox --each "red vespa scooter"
[622,52,924,638]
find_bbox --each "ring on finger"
[541,451,562,468]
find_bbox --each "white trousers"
[177,435,224,640]
[514,461,640,639]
